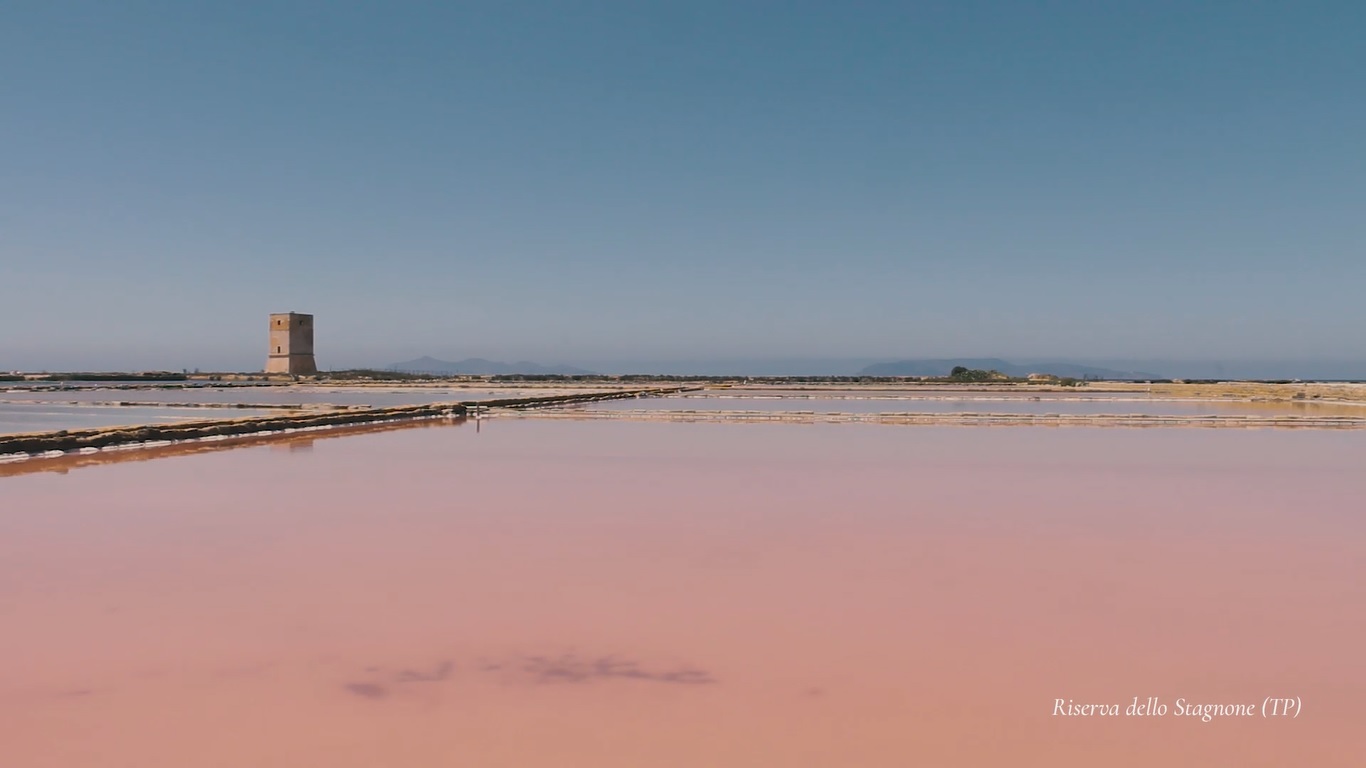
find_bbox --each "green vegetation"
[945,366,1004,382]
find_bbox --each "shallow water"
[1,385,573,408]
[1,421,1363,766]
[0,403,287,435]
[591,390,1366,417]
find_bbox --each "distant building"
[265,312,317,374]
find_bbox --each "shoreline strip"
[490,408,1366,429]
[0,388,686,461]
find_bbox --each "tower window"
[277,346,281,353]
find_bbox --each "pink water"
[2,421,1363,766]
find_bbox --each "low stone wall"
[0,418,451,479]
[0,388,686,459]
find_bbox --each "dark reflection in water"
[339,655,712,699]
[343,683,389,700]
[521,654,716,686]
[395,661,454,683]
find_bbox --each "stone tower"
[266,312,317,374]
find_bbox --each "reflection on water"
[0,403,289,435]
[2,385,593,408]
[0,418,465,478]
[1,421,1363,766]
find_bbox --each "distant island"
[859,358,1162,380]
[388,356,596,376]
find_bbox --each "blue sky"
[2,1,1363,373]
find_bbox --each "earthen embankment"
[0,388,686,459]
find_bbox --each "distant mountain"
[388,356,596,375]
[859,358,1162,380]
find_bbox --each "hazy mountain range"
[388,356,596,375]
[858,358,1162,379]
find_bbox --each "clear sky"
[2,1,1363,373]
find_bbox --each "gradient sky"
[2,1,1363,372]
